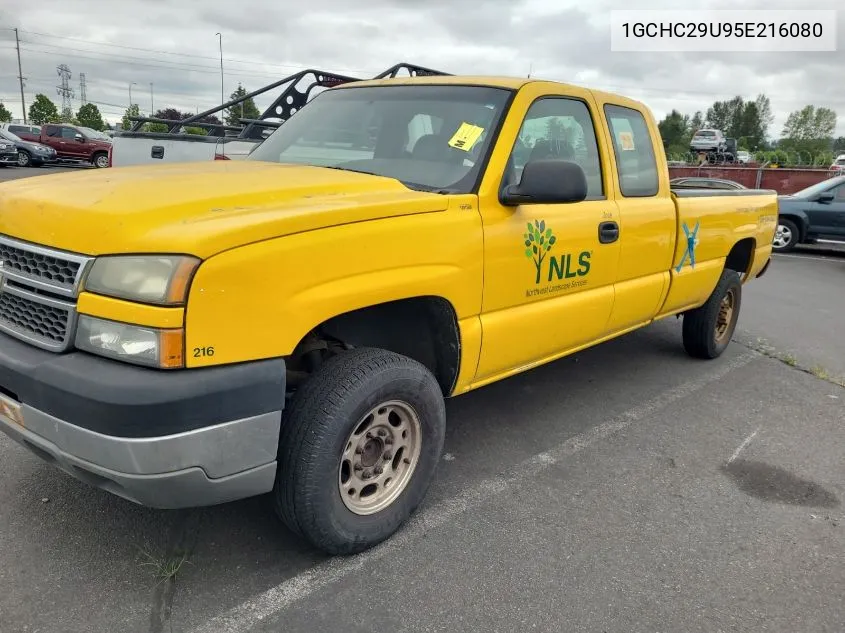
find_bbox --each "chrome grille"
[0,235,89,296]
[0,235,92,352]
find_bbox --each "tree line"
[658,94,844,166]
[0,83,260,136]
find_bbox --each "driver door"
[805,181,845,238]
[474,90,620,385]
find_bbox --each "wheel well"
[287,296,461,397]
[778,214,806,241]
[724,238,755,276]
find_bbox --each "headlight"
[84,255,199,305]
[75,315,184,369]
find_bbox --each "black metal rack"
[122,62,451,139]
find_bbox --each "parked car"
[773,175,845,252]
[670,177,747,190]
[0,73,778,556]
[0,122,42,140]
[736,150,752,164]
[689,128,727,154]
[830,155,845,174]
[9,123,112,168]
[0,128,58,167]
[0,138,17,166]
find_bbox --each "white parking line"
[727,426,761,464]
[190,350,759,633]
[773,254,844,263]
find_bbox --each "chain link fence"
[666,150,841,169]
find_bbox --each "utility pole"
[128,82,136,107]
[215,32,224,108]
[79,73,87,106]
[150,82,154,114]
[14,28,27,123]
[56,64,74,120]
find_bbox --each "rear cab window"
[604,104,659,197]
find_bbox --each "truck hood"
[0,160,449,258]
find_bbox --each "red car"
[13,122,112,168]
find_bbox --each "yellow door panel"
[474,284,614,383]
[605,272,668,333]
[473,86,621,382]
[595,100,678,327]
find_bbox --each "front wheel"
[93,152,109,168]
[772,218,799,252]
[16,150,31,167]
[273,347,446,555]
[682,269,742,359]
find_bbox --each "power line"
[12,27,377,75]
[17,43,296,81]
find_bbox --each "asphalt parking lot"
[0,167,843,633]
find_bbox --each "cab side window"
[507,97,604,200]
[45,125,61,138]
[61,127,78,139]
[604,104,659,197]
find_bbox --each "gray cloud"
[0,0,843,139]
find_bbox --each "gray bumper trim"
[0,403,281,508]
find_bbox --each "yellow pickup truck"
[0,75,777,555]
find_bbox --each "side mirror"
[501,159,588,206]
[816,191,835,203]
[75,133,85,142]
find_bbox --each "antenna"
[56,64,74,119]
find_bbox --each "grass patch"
[136,546,192,585]
[810,365,830,380]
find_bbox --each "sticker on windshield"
[449,122,485,151]
[618,132,635,151]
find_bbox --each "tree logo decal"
[524,220,557,284]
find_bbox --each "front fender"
[778,207,810,240]
[183,202,483,368]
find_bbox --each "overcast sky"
[1,0,843,139]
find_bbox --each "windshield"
[694,131,716,138]
[0,129,21,143]
[81,127,109,140]
[791,178,843,198]
[248,84,513,193]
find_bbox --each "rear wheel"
[682,269,742,359]
[273,347,446,555]
[772,218,799,252]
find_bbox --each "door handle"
[598,221,619,244]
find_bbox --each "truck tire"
[273,347,446,555]
[93,152,109,168]
[772,218,799,252]
[682,269,742,359]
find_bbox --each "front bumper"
[0,334,286,508]
[0,150,17,164]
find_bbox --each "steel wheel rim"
[96,155,108,167]
[338,399,422,516]
[773,225,791,248]
[16,152,27,167]
[715,287,736,344]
